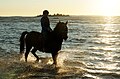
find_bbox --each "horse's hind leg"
[52,52,58,65]
[31,48,39,62]
[25,46,32,62]
[20,40,24,54]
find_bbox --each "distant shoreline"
[0,14,69,17]
[36,14,70,17]
[1,15,120,18]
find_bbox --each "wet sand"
[0,52,86,79]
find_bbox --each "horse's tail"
[19,31,28,54]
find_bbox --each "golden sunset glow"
[0,0,120,16]
[99,0,119,16]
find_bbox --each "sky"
[0,0,120,16]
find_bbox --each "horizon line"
[1,14,120,17]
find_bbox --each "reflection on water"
[67,16,120,79]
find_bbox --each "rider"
[41,10,52,50]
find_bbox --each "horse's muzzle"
[64,36,68,41]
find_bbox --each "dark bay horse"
[19,21,68,65]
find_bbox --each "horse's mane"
[53,21,68,32]
[52,21,68,40]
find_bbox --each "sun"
[99,0,119,16]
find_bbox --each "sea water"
[0,16,120,79]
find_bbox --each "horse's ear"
[65,21,68,25]
[59,20,61,23]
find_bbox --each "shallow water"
[0,16,120,79]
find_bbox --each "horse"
[19,21,68,65]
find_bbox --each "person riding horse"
[20,10,68,66]
[20,21,68,65]
[41,10,52,49]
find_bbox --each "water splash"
[20,53,38,62]
[57,51,69,67]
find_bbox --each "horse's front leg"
[31,48,39,62]
[52,52,58,65]
[25,46,32,62]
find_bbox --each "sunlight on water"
[104,16,114,24]
[57,51,69,66]
[104,24,115,32]
[84,74,98,79]
[102,46,116,51]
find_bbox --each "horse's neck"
[51,31,63,42]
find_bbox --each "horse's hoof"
[35,60,39,63]
[52,63,58,68]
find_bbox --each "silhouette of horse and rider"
[19,10,68,65]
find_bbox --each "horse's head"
[54,21,68,40]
